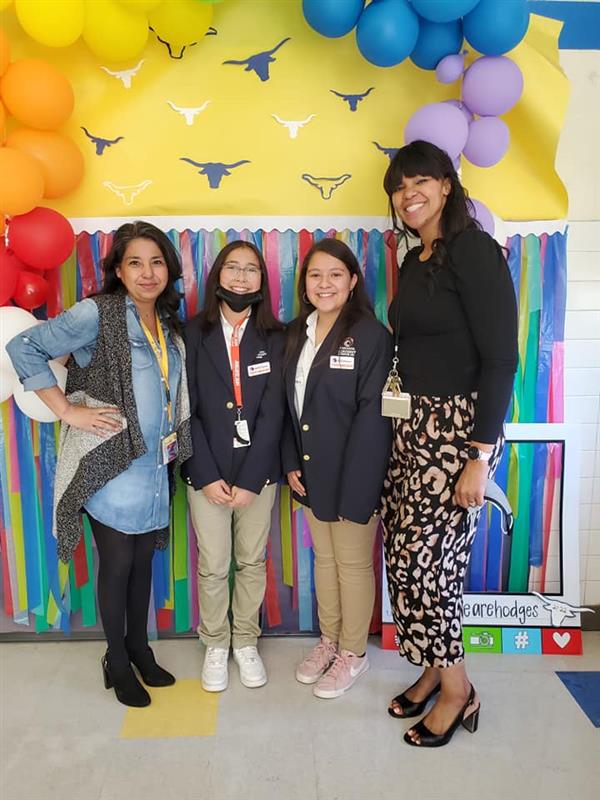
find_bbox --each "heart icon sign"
[553,632,571,649]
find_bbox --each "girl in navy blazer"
[183,240,285,693]
[282,238,392,699]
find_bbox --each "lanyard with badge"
[139,312,179,464]
[230,316,252,448]
[381,288,412,420]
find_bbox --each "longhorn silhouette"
[180,158,250,189]
[301,173,351,200]
[167,100,210,126]
[330,87,375,112]
[272,114,316,139]
[100,60,145,89]
[102,180,152,205]
[531,592,595,628]
[81,127,124,156]
[373,141,401,161]
[223,37,291,82]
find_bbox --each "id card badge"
[381,391,412,419]
[233,418,251,448]
[162,431,179,464]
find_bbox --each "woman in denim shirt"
[7,221,191,708]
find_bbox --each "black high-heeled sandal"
[403,684,480,748]
[128,647,176,687]
[388,680,441,719]
[101,654,151,707]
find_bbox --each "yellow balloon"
[148,0,213,50]
[83,0,149,62]
[118,0,163,10]
[15,0,85,47]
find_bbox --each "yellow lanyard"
[139,311,172,423]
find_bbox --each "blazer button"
[302,423,310,431]
[226,401,234,409]
[303,454,310,461]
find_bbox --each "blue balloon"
[463,0,529,56]
[411,0,480,24]
[356,0,420,67]
[303,0,366,38]
[410,18,463,70]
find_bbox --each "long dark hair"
[285,237,375,363]
[195,240,284,334]
[100,221,183,333]
[383,140,480,266]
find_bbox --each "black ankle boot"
[127,646,176,687]
[101,654,151,707]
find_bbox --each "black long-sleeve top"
[388,229,518,444]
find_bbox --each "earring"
[302,292,309,304]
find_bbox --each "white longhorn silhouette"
[272,114,316,139]
[102,180,153,206]
[166,100,211,126]
[531,592,595,627]
[100,60,145,89]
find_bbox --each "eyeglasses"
[222,263,261,278]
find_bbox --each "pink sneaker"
[313,650,370,699]
[295,637,338,684]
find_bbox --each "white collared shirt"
[294,310,321,418]
[220,308,251,367]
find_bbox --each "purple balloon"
[435,52,465,83]
[404,102,469,160]
[444,99,473,124]
[463,116,509,167]
[470,198,495,236]
[462,56,524,116]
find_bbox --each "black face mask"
[216,286,263,313]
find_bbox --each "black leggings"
[89,516,158,671]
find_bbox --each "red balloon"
[0,241,27,304]
[12,270,49,310]
[8,206,75,270]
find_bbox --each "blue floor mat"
[556,672,600,727]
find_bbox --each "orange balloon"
[0,146,44,215]
[0,215,5,236]
[0,59,74,130]
[0,28,9,77]
[7,128,84,198]
[0,100,6,143]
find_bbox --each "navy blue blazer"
[282,314,392,524]
[182,316,285,494]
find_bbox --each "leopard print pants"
[381,394,502,669]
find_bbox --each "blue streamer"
[486,447,509,591]
[529,443,548,567]
[296,510,313,631]
[14,408,42,613]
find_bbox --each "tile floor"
[1,633,599,800]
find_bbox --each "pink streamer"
[264,230,281,318]
[179,230,198,318]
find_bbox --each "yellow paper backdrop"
[1,2,569,220]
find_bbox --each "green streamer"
[508,443,535,592]
[80,517,97,627]
[280,485,293,587]
[173,477,189,633]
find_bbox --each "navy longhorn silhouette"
[373,141,401,161]
[301,173,352,200]
[180,158,250,189]
[223,37,291,82]
[330,87,374,112]
[81,127,124,156]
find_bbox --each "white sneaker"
[233,646,267,688]
[201,646,229,692]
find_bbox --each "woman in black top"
[380,141,518,747]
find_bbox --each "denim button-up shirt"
[7,296,182,534]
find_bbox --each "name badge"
[233,418,251,448]
[248,361,271,377]
[330,355,355,370]
[161,432,179,465]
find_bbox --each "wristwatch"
[467,446,492,463]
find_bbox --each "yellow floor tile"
[119,679,219,739]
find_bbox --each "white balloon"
[0,307,39,375]
[12,360,68,423]
[0,364,16,403]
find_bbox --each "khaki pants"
[187,484,277,649]
[305,508,377,655]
